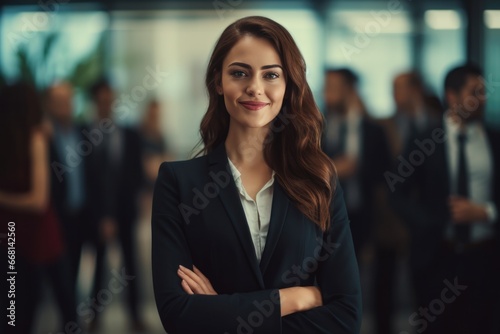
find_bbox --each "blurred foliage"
[16,46,36,85]
[14,32,106,92]
[68,35,107,91]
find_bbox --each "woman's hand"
[279,286,323,317]
[177,265,218,295]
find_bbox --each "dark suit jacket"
[49,124,90,221]
[152,143,362,334]
[392,122,500,271]
[87,126,144,226]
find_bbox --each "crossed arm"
[177,264,323,317]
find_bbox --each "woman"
[152,16,362,333]
[0,83,75,334]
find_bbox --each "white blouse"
[227,158,275,262]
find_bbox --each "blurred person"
[44,81,90,302]
[0,83,77,334]
[322,68,391,259]
[140,99,172,188]
[139,100,173,226]
[392,71,442,146]
[152,16,362,333]
[372,71,443,334]
[392,64,500,334]
[85,79,146,331]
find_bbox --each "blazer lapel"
[208,143,265,288]
[259,181,289,275]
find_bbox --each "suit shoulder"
[159,155,208,175]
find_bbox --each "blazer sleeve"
[152,162,282,334]
[281,182,363,334]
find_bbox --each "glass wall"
[420,9,466,104]
[109,9,323,156]
[0,6,108,118]
[484,9,500,127]
[1,2,498,334]
[2,1,484,153]
[325,3,413,118]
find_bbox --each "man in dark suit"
[43,82,92,330]
[392,64,500,334]
[322,68,391,259]
[86,79,145,331]
[46,82,89,294]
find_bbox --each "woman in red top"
[0,83,76,334]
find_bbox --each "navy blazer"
[152,143,362,334]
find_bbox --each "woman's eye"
[231,70,247,78]
[265,72,280,79]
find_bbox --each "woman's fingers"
[193,266,210,284]
[181,279,194,295]
[177,265,217,295]
[178,266,204,294]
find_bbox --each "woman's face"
[219,35,286,129]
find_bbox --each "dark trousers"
[421,240,500,334]
[91,219,140,323]
[374,246,398,334]
[1,255,40,334]
[1,254,77,334]
[59,209,87,299]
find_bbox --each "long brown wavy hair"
[198,16,336,231]
[0,82,43,182]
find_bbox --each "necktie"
[454,132,470,243]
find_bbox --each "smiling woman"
[151,16,362,334]
[220,35,286,130]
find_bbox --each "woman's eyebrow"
[228,62,283,70]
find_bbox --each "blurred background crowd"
[0,0,499,333]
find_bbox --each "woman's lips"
[239,101,269,111]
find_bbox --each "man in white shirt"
[393,64,500,334]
